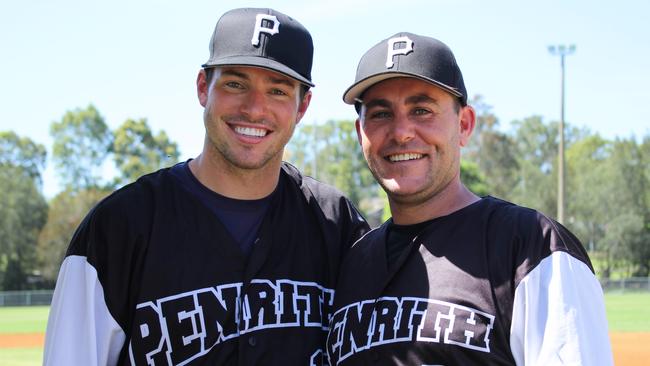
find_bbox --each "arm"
[509,251,613,365]
[43,255,126,365]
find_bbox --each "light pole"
[548,44,575,225]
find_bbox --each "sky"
[1,0,649,197]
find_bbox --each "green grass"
[0,306,49,334]
[605,292,650,332]
[0,294,647,366]
[0,348,43,366]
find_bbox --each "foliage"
[50,105,112,190]
[36,188,111,284]
[0,131,47,182]
[460,161,489,197]
[0,133,48,290]
[463,95,519,199]
[286,119,380,218]
[112,118,180,186]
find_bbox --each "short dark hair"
[203,67,310,100]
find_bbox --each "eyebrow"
[363,98,391,110]
[221,69,296,88]
[363,93,439,110]
[405,94,439,105]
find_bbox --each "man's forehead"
[364,77,447,97]
[361,77,451,105]
[216,65,298,85]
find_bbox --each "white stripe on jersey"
[509,251,613,365]
[44,255,125,366]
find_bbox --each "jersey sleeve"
[43,182,149,366]
[509,251,613,365]
[43,255,125,365]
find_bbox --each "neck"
[189,152,281,200]
[389,180,480,225]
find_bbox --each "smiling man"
[326,32,613,365]
[43,8,368,365]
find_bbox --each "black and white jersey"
[43,162,369,365]
[327,196,612,365]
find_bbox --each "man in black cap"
[44,8,368,365]
[326,32,612,365]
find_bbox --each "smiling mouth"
[387,153,424,162]
[234,126,268,137]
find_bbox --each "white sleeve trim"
[43,255,126,366]
[509,251,613,365]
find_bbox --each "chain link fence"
[601,277,650,293]
[0,290,53,306]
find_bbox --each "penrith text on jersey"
[327,296,495,365]
[128,279,334,365]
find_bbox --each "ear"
[355,118,363,146]
[197,69,209,107]
[458,105,476,147]
[295,90,312,125]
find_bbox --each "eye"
[413,107,431,116]
[367,110,392,120]
[224,81,245,90]
[270,88,288,96]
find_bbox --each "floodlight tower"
[548,44,575,225]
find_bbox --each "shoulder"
[281,162,362,215]
[281,162,348,200]
[481,196,593,280]
[94,168,176,218]
[280,161,369,239]
[67,168,179,255]
[485,197,586,254]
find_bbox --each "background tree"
[463,96,519,199]
[286,120,380,219]
[36,188,111,285]
[0,132,48,290]
[600,137,650,276]
[565,134,610,254]
[506,116,559,217]
[50,105,112,190]
[112,118,180,186]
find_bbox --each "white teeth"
[234,126,267,137]
[388,153,423,162]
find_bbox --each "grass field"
[605,292,650,331]
[0,293,649,365]
[0,306,49,334]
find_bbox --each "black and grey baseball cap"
[202,8,314,87]
[343,32,466,108]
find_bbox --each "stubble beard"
[203,107,293,171]
[367,149,457,208]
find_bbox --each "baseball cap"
[343,32,466,109]
[202,8,314,87]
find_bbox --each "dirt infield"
[0,332,647,364]
[610,332,648,366]
[0,333,43,348]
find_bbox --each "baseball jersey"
[327,196,613,365]
[43,162,369,365]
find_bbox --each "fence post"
[622,278,626,293]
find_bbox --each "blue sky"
[1,0,648,197]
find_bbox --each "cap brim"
[343,72,462,105]
[203,55,315,87]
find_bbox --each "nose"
[391,114,415,144]
[240,88,267,121]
